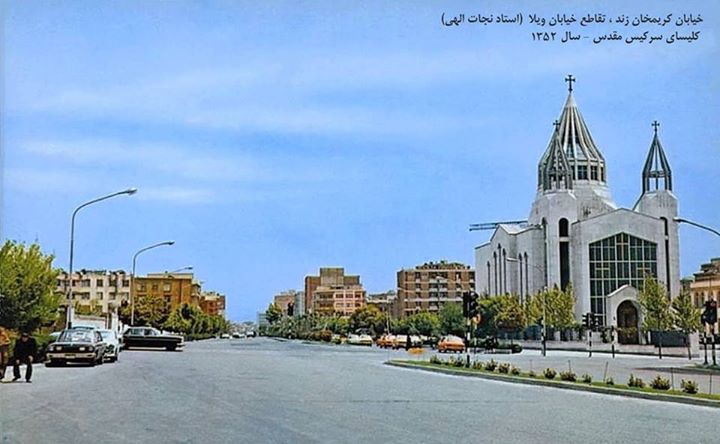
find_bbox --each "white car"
[347,334,373,346]
[98,329,121,362]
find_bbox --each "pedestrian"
[0,326,11,381]
[12,332,37,383]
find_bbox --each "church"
[474,76,679,344]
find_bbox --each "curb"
[385,361,720,409]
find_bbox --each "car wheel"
[166,345,176,351]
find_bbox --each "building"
[397,261,475,318]
[366,290,399,318]
[304,267,366,316]
[273,290,302,316]
[134,272,201,314]
[57,269,131,314]
[199,291,226,317]
[688,259,720,329]
[475,77,680,345]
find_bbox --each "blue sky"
[2,1,718,321]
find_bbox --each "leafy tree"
[349,305,385,335]
[439,303,465,336]
[494,295,525,331]
[265,302,282,325]
[672,290,702,360]
[638,276,673,358]
[130,294,169,329]
[0,241,62,332]
[530,285,576,331]
[406,311,441,337]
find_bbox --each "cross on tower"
[565,74,576,93]
[553,120,560,132]
[652,120,660,135]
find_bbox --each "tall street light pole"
[131,241,175,326]
[675,217,719,365]
[506,257,548,357]
[66,188,138,328]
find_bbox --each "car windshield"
[58,330,94,343]
[99,331,114,340]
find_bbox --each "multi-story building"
[57,269,131,314]
[305,267,365,316]
[397,261,475,318]
[366,290,399,319]
[688,258,720,332]
[199,291,226,317]
[134,272,201,314]
[273,290,301,316]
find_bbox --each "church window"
[577,165,588,180]
[588,233,657,326]
[590,166,598,180]
[559,218,569,237]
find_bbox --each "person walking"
[12,332,37,383]
[0,326,11,381]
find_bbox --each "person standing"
[12,332,37,383]
[0,326,11,380]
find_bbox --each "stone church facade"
[474,78,679,344]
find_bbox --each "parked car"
[220,333,231,339]
[438,335,465,353]
[98,329,121,362]
[347,334,373,346]
[46,329,107,366]
[231,332,242,339]
[377,334,395,348]
[123,327,185,351]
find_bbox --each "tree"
[0,241,62,332]
[406,311,441,337]
[494,295,525,332]
[530,285,576,331]
[638,276,673,358]
[672,290,702,360]
[349,305,385,335]
[265,302,282,325]
[126,294,169,329]
[439,303,464,336]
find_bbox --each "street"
[1,338,717,444]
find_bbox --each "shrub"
[650,375,671,391]
[605,377,614,386]
[559,371,576,382]
[450,356,465,367]
[472,361,484,370]
[581,374,592,384]
[429,355,442,365]
[498,363,511,374]
[485,359,498,372]
[628,374,645,388]
[543,368,557,379]
[681,379,699,394]
[510,366,520,376]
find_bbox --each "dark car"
[123,327,184,351]
[46,329,107,366]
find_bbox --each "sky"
[1,0,719,322]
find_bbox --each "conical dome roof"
[642,122,672,193]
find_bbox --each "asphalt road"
[1,338,717,444]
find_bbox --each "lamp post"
[506,257,548,356]
[675,217,719,364]
[131,241,175,326]
[167,266,193,308]
[66,188,138,328]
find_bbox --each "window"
[122,279,130,287]
[152,284,159,291]
[163,283,172,292]
[81,279,91,287]
[577,165,588,180]
[588,233,657,326]
[96,279,103,286]
[590,166,598,180]
[96,292,104,300]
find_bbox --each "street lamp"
[168,266,193,274]
[674,217,720,238]
[131,241,175,326]
[66,188,138,328]
[506,257,548,356]
[166,266,193,308]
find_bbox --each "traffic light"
[462,292,470,318]
[287,302,295,317]
[591,314,599,330]
[703,300,718,325]
[468,293,479,318]
[582,313,590,329]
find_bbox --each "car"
[46,329,107,366]
[231,332,242,339]
[98,329,121,362]
[377,334,395,348]
[123,327,185,351]
[220,333,231,339]
[437,335,465,353]
[346,334,373,346]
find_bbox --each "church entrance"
[617,300,639,344]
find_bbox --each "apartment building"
[305,267,366,316]
[396,261,475,318]
[57,270,131,314]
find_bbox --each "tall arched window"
[518,254,524,303]
[502,248,507,294]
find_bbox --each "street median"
[386,360,720,409]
